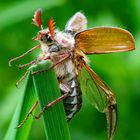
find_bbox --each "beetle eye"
[47,35,53,42]
[39,32,53,44]
[45,34,49,38]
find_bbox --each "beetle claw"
[106,103,118,140]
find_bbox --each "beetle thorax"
[38,30,76,81]
[39,30,74,56]
[54,31,75,49]
[51,31,76,81]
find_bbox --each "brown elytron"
[75,27,135,54]
[9,9,135,140]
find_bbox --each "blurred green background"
[0,0,140,140]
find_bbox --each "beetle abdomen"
[62,78,82,121]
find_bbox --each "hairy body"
[9,9,135,139]
[38,29,87,120]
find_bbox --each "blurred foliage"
[0,0,140,140]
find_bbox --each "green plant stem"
[4,72,36,140]
[31,60,71,140]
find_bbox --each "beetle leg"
[32,53,70,75]
[16,68,29,87]
[8,45,40,66]
[18,60,38,69]
[59,81,71,93]
[34,82,70,119]
[34,93,69,119]
[106,95,118,140]
[82,62,118,140]
[17,101,38,128]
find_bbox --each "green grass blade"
[31,60,71,140]
[4,71,36,140]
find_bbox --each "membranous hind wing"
[78,63,117,140]
[75,27,135,54]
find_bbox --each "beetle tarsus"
[106,103,118,140]
[17,101,38,128]
[16,69,29,87]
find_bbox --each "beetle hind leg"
[17,101,38,128]
[106,95,118,140]
[34,82,70,119]
[34,92,69,119]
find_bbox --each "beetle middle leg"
[15,52,69,87]
[18,59,38,69]
[16,59,40,87]
[34,82,70,119]
[32,53,70,75]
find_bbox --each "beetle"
[9,9,135,140]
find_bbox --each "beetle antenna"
[32,8,43,29]
[48,18,55,40]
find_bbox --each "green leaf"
[4,71,36,140]
[31,60,71,140]
[5,60,71,140]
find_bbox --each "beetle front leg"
[8,45,40,66]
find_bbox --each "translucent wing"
[78,63,118,140]
[75,27,135,54]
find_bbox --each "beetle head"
[32,9,55,44]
